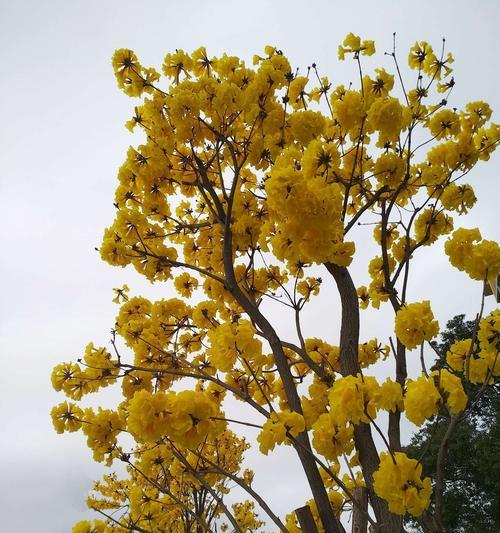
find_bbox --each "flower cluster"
[328,374,379,425]
[404,370,467,426]
[395,301,439,349]
[51,35,500,529]
[446,310,500,383]
[373,452,432,516]
[257,410,305,455]
[445,227,500,281]
[128,389,224,448]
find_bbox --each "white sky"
[1,1,499,531]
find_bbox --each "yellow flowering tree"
[52,34,500,533]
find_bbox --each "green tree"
[405,314,500,533]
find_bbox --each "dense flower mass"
[373,452,432,516]
[257,410,305,454]
[328,374,380,424]
[404,375,441,426]
[50,35,499,532]
[445,228,500,281]
[395,301,439,349]
[435,369,467,414]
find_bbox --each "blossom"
[328,374,380,425]
[338,33,375,60]
[367,97,410,145]
[414,209,453,245]
[51,402,83,434]
[373,452,432,516]
[72,521,106,533]
[435,369,467,414]
[446,339,472,372]
[445,228,500,280]
[174,272,199,297]
[257,410,305,454]
[50,40,500,530]
[312,412,354,460]
[395,301,439,350]
[404,375,441,426]
[127,389,173,442]
[375,379,404,413]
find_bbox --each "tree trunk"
[296,505,320,532]
[223,227,344,533]
[325,263,405,532]
[352,487,368,533]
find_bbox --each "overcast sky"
[1,1,499,531]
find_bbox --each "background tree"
[51,34,500,533]
[404,314,500,533]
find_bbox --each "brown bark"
[222,217,343,532]
[352,487,368,533]
[325,263,404,533]
[388,339,406,451]
[296,505,320,533]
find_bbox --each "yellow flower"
[428,109,460,139]
[434,369,467,415]
[112,284,130,304]
[478,310,500,354]
[338,33,376,60]
[424,51,454,80]
[170,390,221,448]
[444,227,482,271]
[445,228,500,280]
[358,339,389,368]
[357,285,370,309]
[127,389,173,442]
[332,90,365,133]
[121,370,153,400]
[82,408,124,463]
[191,46,214,77]
[408,41,435,70]
[373,223,399,248]
[465,240,500,281]
[51,402,84,434]
[207,320,263,372]
[305,338,340,370]
[174,272,199,297]
[373,452,432,516]
[297,277,322,301]
[288,76,309,109]
[232,500,264,530]
[392,236,416,263]
[367,97,410,145]
[364,68,394,98]
[312,412,354,460]
[404,375,441,426]
[446,339,472,372]
[414,209,453,245]
[301,139,340,179]
[72,520,106,533]
[375,379,404,413]
[440,183,476,213]
[468,356,491,384]
[51,362,81,392]
[257,410,305,454]
[162,49,193,83]
[266,152,350,266]
[395,301,439,350]
[328,374,379,425]
[288,110,326,144]
[373,152,405,189]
